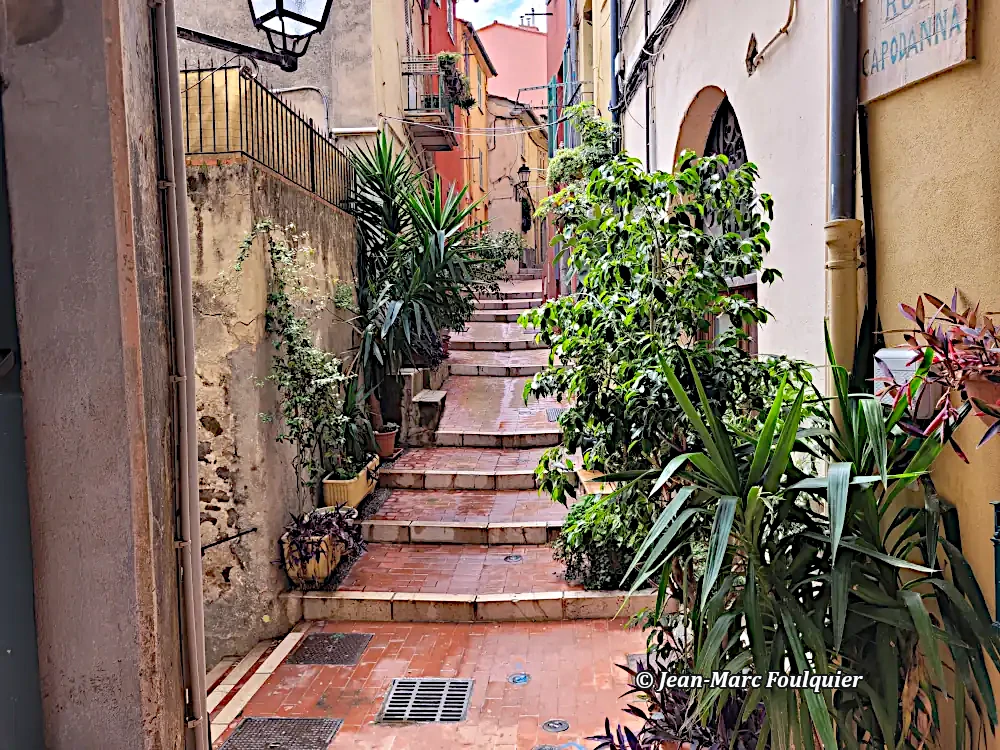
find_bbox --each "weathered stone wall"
[187,159,356,665]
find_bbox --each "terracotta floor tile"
[437,376,562,434]
[384,448,547,473]
[445,348,553,369]
[371,489,567,524]
[337,544,582,595]
[451,322,539,345]
[223,620,646,750]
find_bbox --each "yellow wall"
[590,0,613,117]
[462,26,493,227]
[867,2,1000,736]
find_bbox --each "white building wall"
[620,0,828,381]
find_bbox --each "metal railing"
[401,55,456,128]
[180,61,353,211]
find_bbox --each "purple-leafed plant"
[589,632,767,750]
[880,290,1000,454]
[282,504,365,580]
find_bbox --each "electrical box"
[875,347,945,420]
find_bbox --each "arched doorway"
[700,96,758,355]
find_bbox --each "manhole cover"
[545,407,566,423]
[542,719,570,733]
[507,672,531,685]
[285,633,373,665]
[504,554,523,563]
[217,718,342,750]
[379,678,474,723]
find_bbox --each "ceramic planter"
[280,532,345,589]
[966,375,1000,425]
[322,454,379,509]
[375,428,399,459]
[440,330,451,355]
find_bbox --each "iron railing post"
[309,118,316,194]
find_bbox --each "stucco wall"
[2,0,186,746]
[187,160,356,665]
[477,22,548,109]
[620,0,828,385]
[867,2,1000,729]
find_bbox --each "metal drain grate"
[285,633,373,665]
[217,718,342,750]
[545,407,566,423]
[379,678,473,723]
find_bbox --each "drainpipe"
[152,2,209,748]
[610,0,620,127]
[826,0,862,378]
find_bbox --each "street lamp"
[177,0,334,73]
[515,163,531,195]
[248,1,334,58]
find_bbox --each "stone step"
[470,309,539,323]
[378,447,546,490]
[450,338,547,352]
[479,289,540,301]
[282,543,659,622]
[474,297,543,310]
[446,349,550,377]
[434,429,561,448]
[364,488,568,541]
[412,388,447,405]
[358,518,561,545]
[511,270,543,280]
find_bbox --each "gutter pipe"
[152,2,209,748]
[610,0,621,127]
[825,0,863,384]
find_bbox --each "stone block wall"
[187,159,356,665]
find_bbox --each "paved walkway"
[209,278,645,749]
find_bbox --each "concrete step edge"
[355,518,562,545]
[283,589,666,623]
[433,430,561,448]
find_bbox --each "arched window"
[703,97,758,355]
[704,97,747,170]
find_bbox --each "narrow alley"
[207,274,650,749]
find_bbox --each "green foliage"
[524,151,806,495]
[553,489,660,590]
[436,52,477,112]
[350,132,493,418]
[234,221,363,504]
[620,343,1000,749]
[546,103,617,188]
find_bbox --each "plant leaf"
[701,495,737,610]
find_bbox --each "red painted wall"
[426,0,464,191]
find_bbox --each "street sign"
[860,0,972,103]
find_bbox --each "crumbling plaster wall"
[187,159,356,665]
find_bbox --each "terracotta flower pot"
[440,331,451,355]
[375,428,398,458]
[966,375,1000,426]
[280,532,345,589]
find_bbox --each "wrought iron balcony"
[402,55,458,152]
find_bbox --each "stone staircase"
[286,277,653,624]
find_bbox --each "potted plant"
[280,505,364,589]
[322,379,379,508]
[885,291,1000,446]
[375,421,399,458]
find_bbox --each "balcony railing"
[180,61,353,212]
[401,56,458,151]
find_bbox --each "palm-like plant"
[350,132,491,425]
[618,338,999,749]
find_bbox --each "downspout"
[610,0,620,128]
[825,0,862,379]
[152,2,209,748]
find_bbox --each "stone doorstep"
[433,429,561,449]
[282,589,662,623]
[355,519,560,545]
[379,469,539,491]
[474,298,542,310]
[450,339,546,352]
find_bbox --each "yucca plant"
[620,339,999,749]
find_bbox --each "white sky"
[457,0,548,31]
